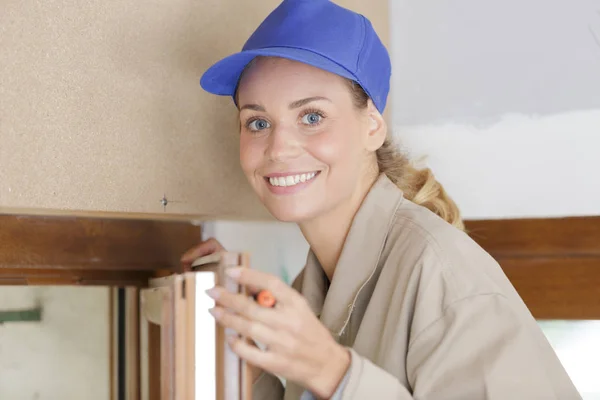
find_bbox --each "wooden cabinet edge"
[0,213,202,286]
[0,206,274,223]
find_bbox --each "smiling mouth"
[265,171,320,187]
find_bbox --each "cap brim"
[199,47,357,97]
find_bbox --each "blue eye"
[302,112,322,125]
[248,119,270,131]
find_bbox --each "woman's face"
[236,57,384,223]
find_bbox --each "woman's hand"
[206,267,351,399]
[180,237,225,271]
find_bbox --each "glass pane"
[0,286,110,400]
[538,320,600,400]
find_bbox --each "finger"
[225,268,300,306]
[209,306,282,346]
[226,335,287,375]
[226,282,270,303]
[241,282,263,296]
[207,286,285,329]
[180,238,224,264]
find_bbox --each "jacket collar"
[298,174,404,337]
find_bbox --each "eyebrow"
[239,96,331,112]
[239,104,266,112]
[288,96,331,109]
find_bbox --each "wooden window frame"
[0,213,201,400]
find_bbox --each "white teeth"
[268,172,317,187]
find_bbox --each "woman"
[181,1,581,399]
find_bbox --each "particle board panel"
[0,0,389,220]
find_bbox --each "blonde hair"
[348,81,465,230]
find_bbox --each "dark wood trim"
[465,216,600,258]
[147,322,161,400]
[125,287,141,400]
[0,214,201,286]
[0,267,155,286]
[499,257,600,320]
[110,288,116,400]
[465,216,600,319]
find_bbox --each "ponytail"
[348,81,465,230]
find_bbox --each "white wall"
[202,221,309,283]
[390,0,600,219]
[0,286,110,400]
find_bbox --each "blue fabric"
[299,364,351,400]
[200,0,391,113]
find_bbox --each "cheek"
[239,135,262,175]
[308,125,362,169]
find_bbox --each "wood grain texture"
[0,267,153,286]
[109,288,116,400]
[0,0,389,220]
[126,287,141,400]
[0,214,200,285]
[465,216,600,258]
[147,322,161,400]
[500,257,600,319]
[160,286,175,400]
[465,216,600,319]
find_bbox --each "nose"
[265,126,302,162]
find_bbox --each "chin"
[263,201,321,223]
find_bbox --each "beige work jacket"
[253,174,581,399]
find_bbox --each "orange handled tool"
[254,290,276,308]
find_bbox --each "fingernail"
[208,307,222,318]
[225,328,238,337]
[226,334,237,345]
[225,268,241,278]
[205,287,219,299]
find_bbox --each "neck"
[299,172,379,281]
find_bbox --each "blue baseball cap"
[199,0,391,113]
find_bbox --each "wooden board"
[500,257,600,320]
[0,0,389,221]
[192,252,253,400]
[0,213,201,285]
[465,216,600,319]
[465,216,600,258]
[142,252,253,399]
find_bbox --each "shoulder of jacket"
[384,199,510,301]
[388,199,473,256]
